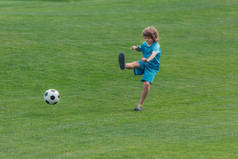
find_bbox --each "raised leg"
[125,61,140,69]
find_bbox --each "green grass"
[0,0,238,158]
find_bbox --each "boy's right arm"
[131,46,141,52]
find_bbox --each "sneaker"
[134,106,143,111]
[119,53,125,70]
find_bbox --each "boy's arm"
[141,52,157,62]
[147,52,157,61]
[131,46,141,52]
[136,47,141,51]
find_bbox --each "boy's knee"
[144,81,151,87]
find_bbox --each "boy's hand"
[141,58,148,63]
[130,46,137,50]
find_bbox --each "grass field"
[0,0,238,158]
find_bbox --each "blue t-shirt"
[138,41,161,69]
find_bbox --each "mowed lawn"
[0,0,238,158]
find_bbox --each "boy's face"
[144,36,153,45]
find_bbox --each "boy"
[119,26,161,111]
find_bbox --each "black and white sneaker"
[134,106,143,111]
[119,53,125,70]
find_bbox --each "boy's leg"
[119,53,140,70]
[138,81,151,108]
[135,68,158,110]
[125,61,140,69]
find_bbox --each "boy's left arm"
[141,52,157,62]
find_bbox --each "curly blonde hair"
[142,26,159,42]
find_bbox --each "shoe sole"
[119,53,125,70]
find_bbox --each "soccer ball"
[44,89,60,105]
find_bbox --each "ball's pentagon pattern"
[44,89,60,105]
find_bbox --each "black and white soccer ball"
[44,89,60,105]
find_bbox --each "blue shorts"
[134,60,159,84]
